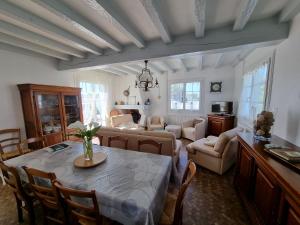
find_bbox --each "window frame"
[168,78,204,114]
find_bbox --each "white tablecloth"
[5,141,172,225]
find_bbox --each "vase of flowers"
[253,111,274,141]
[68,121,101,160]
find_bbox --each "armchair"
[182,118,206,141]
[186,127,242,175]
[147,116,165,131]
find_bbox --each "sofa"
[97,127,182,163]
[186,127,242,175]
[147,116,165,131]
[110,114,143,130]
[182,117,206,141]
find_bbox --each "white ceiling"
[0,0,297,73]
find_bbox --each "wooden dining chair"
[53,181,106,225]
[21,136,47,154]
[23,166,67,225]
[96,134,103,146]
[0,128,22,160]
[160,160,196,225]
[108,136,128,150]
[138,139,162,155]
[0,161,36,225]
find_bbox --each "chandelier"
[135,60,159,92]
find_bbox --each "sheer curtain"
[238,60,271,127]
[75,71,115,126]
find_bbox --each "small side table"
[165,125,181,139]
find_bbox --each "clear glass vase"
[83,138,93,160]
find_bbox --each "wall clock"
[210,82,222,93]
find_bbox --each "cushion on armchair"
[151,117,161,124]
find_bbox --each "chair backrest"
[23,136,47,151]
[0,129,21,155]
[108,136,128,150]
[23,166,58,209]
[53,181,102,225]
[0,161,27,200]
[174,160,196,224]
[96,134,103,146]
[138,139,162,155]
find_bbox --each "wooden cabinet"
[235,132,300,225]
[207,114,235,136]
[18,84,83,146]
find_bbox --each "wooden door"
[34,92,64,146]
[236,147,254,198]
[254,168,279,225]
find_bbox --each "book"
[269,149,300,162]
[48,143,70,152]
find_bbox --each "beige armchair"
[186,127,242,175]
[181,118,206,141]
[147,116,165,131]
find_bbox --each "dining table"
[4,141,173,225]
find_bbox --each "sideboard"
[235,132,300,225]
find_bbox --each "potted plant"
[68,121,101,160]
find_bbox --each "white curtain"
[75,71,115,126]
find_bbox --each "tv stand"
[207,114,235,136]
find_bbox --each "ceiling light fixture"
[135,60,159,92]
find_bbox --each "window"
[169,81,201,112]
[238,60,271,126]
[80,82,108,126]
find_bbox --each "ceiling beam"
[31,0,121,52]
[105,67,128,75]
[198,55,203,70]
[160,61,175,73]
[114,65,137,75]
[232,47,256,67]
[0,20,84,58]
[59,17,289,70]
[98,69,122,77]
[100,68,126,76]
[148,63,163,74]
[233,0,259,31]
[93,0,145,48]
[0,32,69,60]
[139,0,171,43]
[0,1,102,55]
[179,58,188,72]
[279,0,300,22]
[215,54,225,68]
[193,0,206,37]
[122,65,141,73]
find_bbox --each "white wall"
[234,14,300,147]
[114,66,235,124]
[0,49,75,137]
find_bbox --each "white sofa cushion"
[188,138,221,158]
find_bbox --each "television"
[211,101,233,114]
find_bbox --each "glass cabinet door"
[64,95,81,126]
[36,93,63,135]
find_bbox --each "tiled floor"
[0,140,250,225]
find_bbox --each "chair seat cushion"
[187,138,221,158]
[149,124,163,129]
[203,136,219,147]
[160,193,177,225]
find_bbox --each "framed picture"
[128,96,137,105]
[210,82,222,93]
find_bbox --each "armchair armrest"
[194,120,206,140]
[182,120,194,128]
